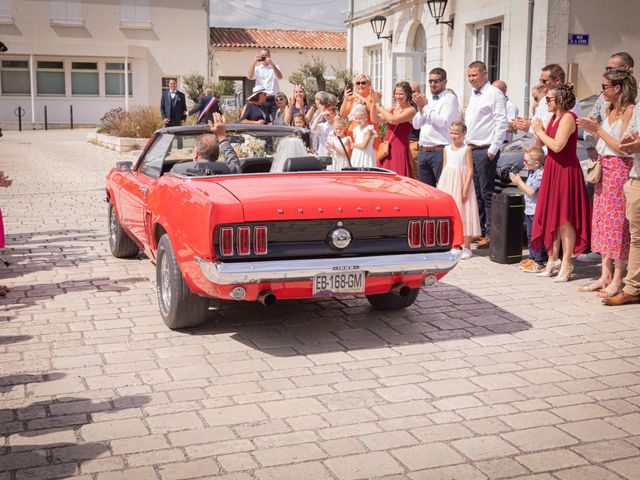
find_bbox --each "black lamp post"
[370,15,392,42]
[427,0,454,29]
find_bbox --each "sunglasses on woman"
[355,81,369,86]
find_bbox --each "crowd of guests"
[157,47,640,307]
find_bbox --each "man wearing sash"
[189,87,223,125]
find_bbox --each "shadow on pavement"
[0,334,32,345]
[0,371,151,476]
[0,277,148,313]
[184,282,533,356]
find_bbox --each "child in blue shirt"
[509,147,548,272]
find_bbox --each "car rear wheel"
[156,234,209,329]
[366,287,420,310]
[108,202,139,258]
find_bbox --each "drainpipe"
[29,53,36,127]
[124,55,129,112]
[523,0,534,116]
[348,0,354,74]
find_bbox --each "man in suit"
[160,79,187,127]
[189,87,223,125]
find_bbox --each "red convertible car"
[106,125,463,329]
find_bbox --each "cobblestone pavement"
[1,129,640,480]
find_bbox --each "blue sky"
[210,0,348,31]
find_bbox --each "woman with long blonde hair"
[340,73,381,150]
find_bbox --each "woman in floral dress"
[578,68,637,297]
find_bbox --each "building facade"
[347,0,640,113]
[0,0,209,126]
[210,27,346,100]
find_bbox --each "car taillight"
[408,220,421,248]
[423,219,436,247]
[220,227,234,256]
[254,226,268,255]
[237,226,251,256]
[437,219,451,246]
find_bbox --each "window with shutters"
[0,0,14,24]
[0,59,30,95]
[50,0,83,26]
[367,47,383,93]
[105,62,133,96]
[37,60,65,95]
[119,0,151,29]
[71,61,98,95]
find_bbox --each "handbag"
[586,159,602,184]
[375,125,395,164]
[376,140,390,163]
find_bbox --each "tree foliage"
[288,56,352,104]
[182,72,206,103]
[208,79,235,98]
[182,73,236,103]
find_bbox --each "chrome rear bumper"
[195,249,461,285]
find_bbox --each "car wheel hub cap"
[109,209,117,247]
[330,228,352,249]
[160,253,171,310]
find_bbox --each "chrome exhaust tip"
[257,289,277,306]
[423,275,437,287]
[390,282,411,298]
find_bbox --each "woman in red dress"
[531,84,592,282]
[370,81,416,177]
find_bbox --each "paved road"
[1,129,640,480]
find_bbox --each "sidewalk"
[1,130,639,480]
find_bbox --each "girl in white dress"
[437,121,481,259]
[326,117,352,171]
[350,106,377,168]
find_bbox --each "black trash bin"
[489,188,525,264]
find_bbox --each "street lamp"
[370,15,392,42]
[427,0,454,29]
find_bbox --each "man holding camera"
[247,49,283,120]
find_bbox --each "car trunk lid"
[195,172,437,222]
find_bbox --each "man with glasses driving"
[412,68,460,187]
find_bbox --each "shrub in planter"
[98,106,163,138]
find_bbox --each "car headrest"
[282,156,323,172]
[185,162,231,176]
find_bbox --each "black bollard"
[44,105,48,130]
[14,106,24,132]
[70,105,74,129]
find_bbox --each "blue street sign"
[568,34,589,45]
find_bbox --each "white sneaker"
[576,251,601,263]
[461,248,472,260]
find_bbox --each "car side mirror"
[116,161,133,172]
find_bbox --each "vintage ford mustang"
[106,125,463,329]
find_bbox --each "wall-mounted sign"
[568,34,589,45]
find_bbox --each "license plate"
[313,270,365,296]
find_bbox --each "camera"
[259,56,266,61]
[499,165,521,184]
[345,82,353,92]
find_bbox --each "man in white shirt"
[247,49,283,121]
[465,61,508,248]
[513,64,582,134]
[412,68,460,186]
[492,80,519,143]
[605,109,640,305]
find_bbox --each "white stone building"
[0,0,209,127]
[346,0,640,113]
